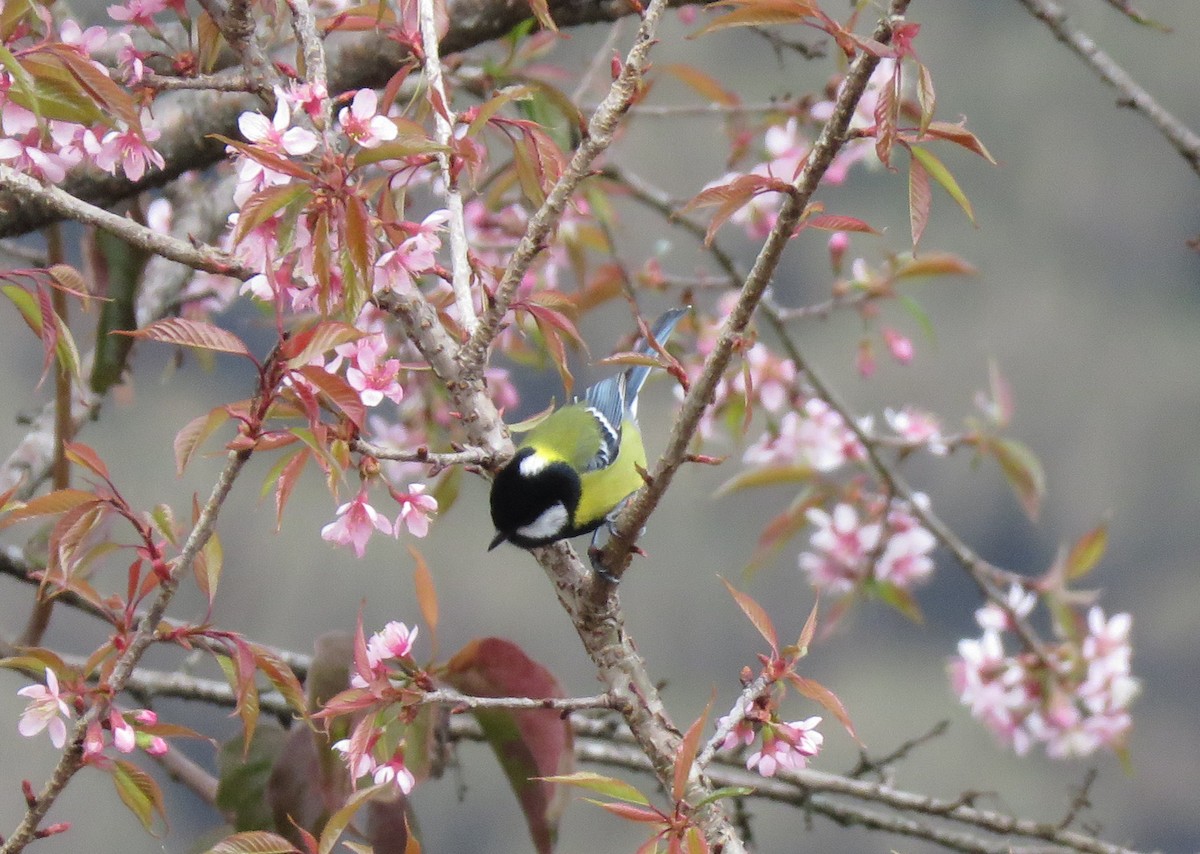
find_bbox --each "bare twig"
[1016,0,1200,176]
[349,438,495,469]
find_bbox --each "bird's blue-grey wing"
[581,374,626,471]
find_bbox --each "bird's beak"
[488,530,508,551]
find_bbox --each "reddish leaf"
[1,488,100,528]
[673,698,712,802]
[681,174,791,245]
[409,545,439,658]
[907,150,931,249]
[873,66,899,168]
[293,365,366,430]
[787,674,859,744]
[804,214,879,234]
[64,441,110,481]
[720,577,778,654]
[273,448,310,530]
[688,0,818,37]
[45,43,139,129]
[923,120,996,164]
[204,831,300,854]
[281,321,366,368]
[249,642,307,716]
[661,63,740,107]
[444,638,573,854]
[118,317,251,357]
[592,800,666,824]
[175,406,232,475]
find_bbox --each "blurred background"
[1,1,1198,852]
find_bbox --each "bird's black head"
[489,448,582,550]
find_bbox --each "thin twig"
[1016,0,1200,176]
[349,438,495,469]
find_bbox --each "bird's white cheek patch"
[516,502,569,542]
[519,452,551,477]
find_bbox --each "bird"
[488,307,688,552]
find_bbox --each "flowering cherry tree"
[0,0,1188,852]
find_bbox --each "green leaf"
[909,145,976,226]
[540,771,649,805]
[714,464,814,497]
[985,435,1046,521]
[111,758,167,835]
[1066,522,1108,580]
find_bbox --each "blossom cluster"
[798,497,937,595]
[17,669,167,760]
[717,708,824,778]
[321,483,438,558]
[0,20,163,184]
[329,621,422,795]
[950,591,1139,758]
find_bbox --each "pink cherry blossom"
[746,716,823,777]
[366,621,419,668]
[882,327,914,365]
[373,750,416,794]
[798,503,881,595]
[107,0,168,28]
[338,89,398,149]
[373,212,447,293]
[333,736,376,780]
[93,122,165,181]
[394,484,437,538]
[110,711,136,753]
[974,584,1037,633]
[949,602,1138,758]
[17,670,72,748]
[884,406,948,455]
[340,334,404,407]
[285,80,329,121]
[321,487,394,557]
